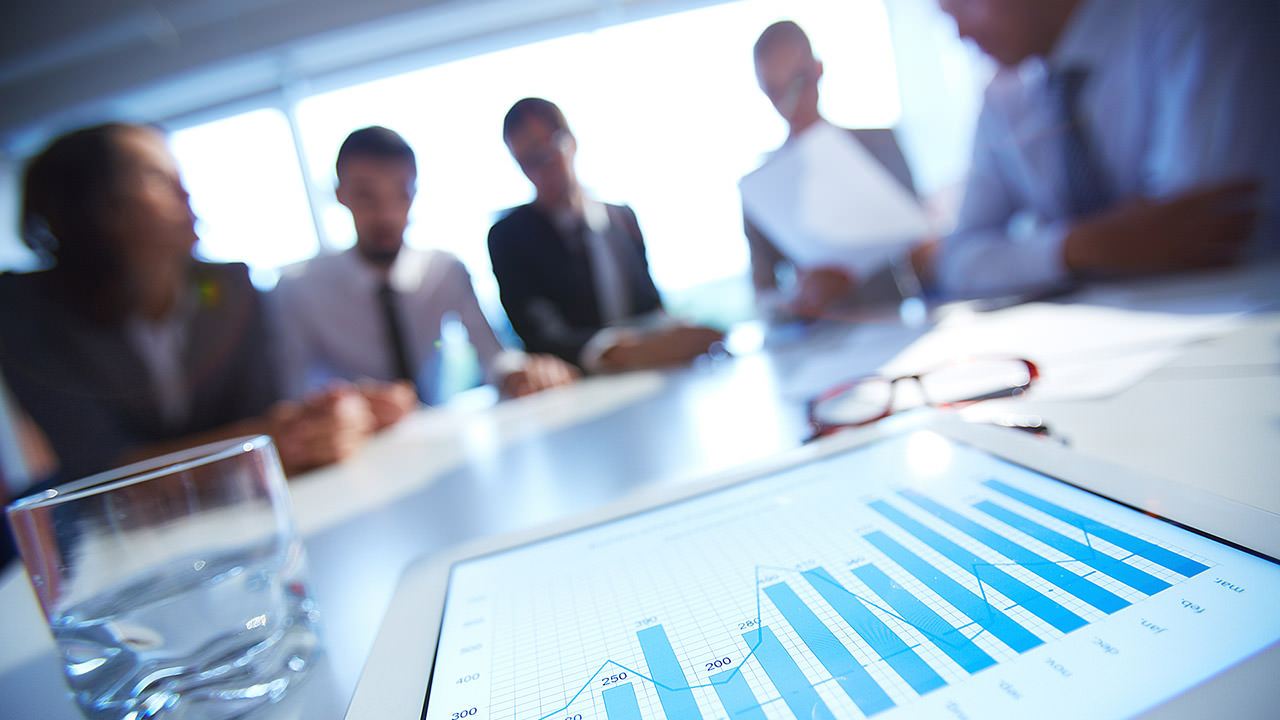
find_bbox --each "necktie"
[377,281,415,383]
[1049,68,1112,218]
[581,220,630,325]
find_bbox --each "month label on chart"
[1213,578,1245,593]
[1044,658,1073,678]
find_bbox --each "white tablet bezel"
[345,415,1280,720]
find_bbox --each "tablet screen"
[423,431,1280,719]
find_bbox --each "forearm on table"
[933,223,1071,299]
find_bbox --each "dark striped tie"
[377,281,416,383]
[1049,68,1112,218]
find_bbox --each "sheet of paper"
[774,322,932,400]
[885,302,1252,401]
[739,122,929,278]
[781,297,1261,403]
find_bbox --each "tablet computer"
[347,417,1280,720]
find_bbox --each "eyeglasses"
[806,357,1039,440]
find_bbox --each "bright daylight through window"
[170,0,904,327]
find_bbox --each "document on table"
[739,122,929,279]
[880,301,1251,402]
[781,282,1271,402]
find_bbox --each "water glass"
[6,435,319,719]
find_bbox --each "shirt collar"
[1047,0,1115,70]
[126,279,198,332]
[782,118,834,149]
[341,245,431,294]
[552,196,609,236]
[1014,0,1114,85]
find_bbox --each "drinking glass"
[6,435,319,719]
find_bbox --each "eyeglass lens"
[812,359,1033,427]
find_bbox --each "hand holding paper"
[740,123,929,281]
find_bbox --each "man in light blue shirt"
[922,0,1278,298]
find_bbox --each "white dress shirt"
[937,0,1280,299]
[272,247,521,403]
[549,197,676,371]
[124,290,198,429]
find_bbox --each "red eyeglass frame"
[805,357,1040,441]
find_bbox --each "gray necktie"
[377,281,415,384]
[579,219,630,325]
[1049,68,1112,218]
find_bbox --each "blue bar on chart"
[898,490,1129,614]
[973,500,1170,595]
[636,625,703,720]
[602,683,643,720]
[762,580,897,715]
[741,626,832,720]
[851,564,996,675]
[710,668,768,720]
[982,479,1210,577]
[870,500,1087,634]
[801,568,947,696]
[864,530,1044,653]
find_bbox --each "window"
[169,108,319,287]
[166,0,901,320]
[293,0,902,322]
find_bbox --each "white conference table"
[1,265,1277,719]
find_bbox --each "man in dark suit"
[488,98,722,372]
[747,20,920,318]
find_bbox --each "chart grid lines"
[743,626,832,720]
[972,500,1171,595]
[871,500,1088,634]
[432,437,1250,720]
[763,579,897,715]
[851,563,997,675]
[802,567,946,697]
[982,479,1211,576]
[710,668,768,720]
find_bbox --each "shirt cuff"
[578,327,636,374]
[487,349,528,386]
[1025,219,1072,288]
[936,221,1072,299]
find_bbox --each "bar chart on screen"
[425,434,1280,720]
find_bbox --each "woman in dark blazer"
[1,123,373,489]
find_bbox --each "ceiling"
[0,0,722,156]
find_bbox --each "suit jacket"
[0,262,279,485]
[488,202,663,366]
[744,126,917,294]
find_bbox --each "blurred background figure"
[746,20,919,319]
[0,123,376,487]
[273,126,576,418]
[920,0,1279,298]
[489,98,724,372]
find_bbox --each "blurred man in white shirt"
[274,126,576,427]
